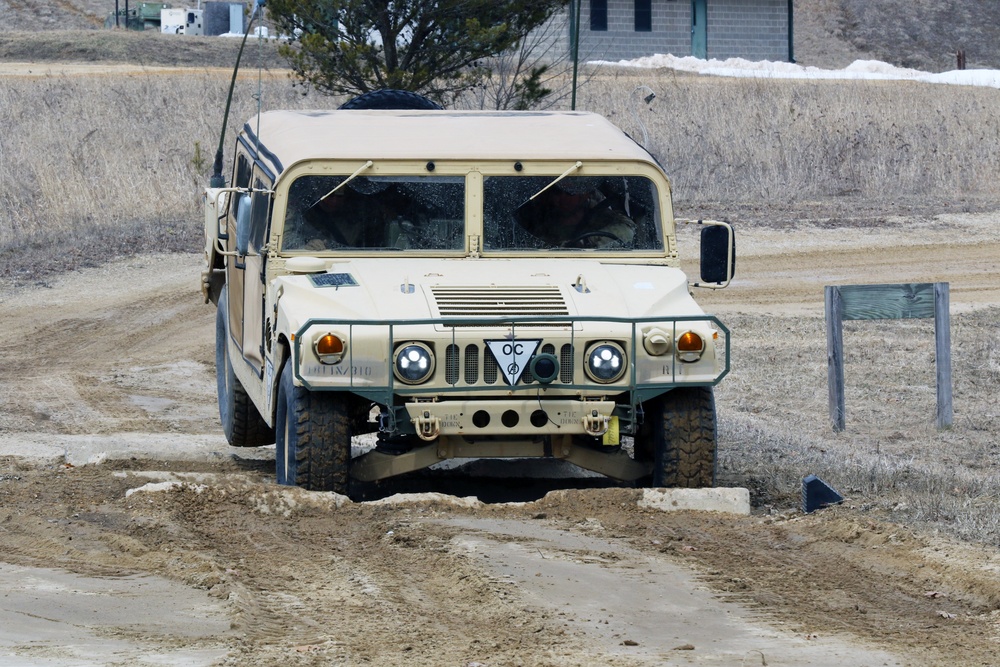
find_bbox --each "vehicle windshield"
[483,175,663,251]
[283,174,465,251]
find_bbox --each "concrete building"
[555,0,794,62]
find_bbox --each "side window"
[249,176,271,250]
[234,154,252,189]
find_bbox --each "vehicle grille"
[430,285,569,317]
[444,342,574,385]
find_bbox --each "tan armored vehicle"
[203,96,734,495]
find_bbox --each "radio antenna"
[210,0,266,187]
[629,85,656,150]
[253,2,266,159]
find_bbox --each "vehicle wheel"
[216,287,274,447]
[275,362,352,493]
[639,387,717,488]
[338,89,443,110]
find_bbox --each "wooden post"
[934,283,953,428]
[825,286,846,432]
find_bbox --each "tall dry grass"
[0,69,330,277]
[582,68,1000,204]
[3,66,1000,268]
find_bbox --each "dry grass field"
[3,63,1000,276]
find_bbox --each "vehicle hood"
[274,258,707,328]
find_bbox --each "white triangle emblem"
[485,339,541,386]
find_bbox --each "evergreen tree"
[268,0,569,103]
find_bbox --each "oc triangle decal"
[485,339,541,386]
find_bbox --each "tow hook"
[414,410,441,441]
[582,409,610,437]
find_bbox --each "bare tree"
[460,13,605,111]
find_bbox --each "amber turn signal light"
[676,331,703,352]
[314,333,347,364]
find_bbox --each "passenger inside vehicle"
[283,175,465,251]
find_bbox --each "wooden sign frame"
[825,283,952,431]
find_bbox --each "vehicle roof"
[240,110,658,178]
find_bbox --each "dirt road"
[1,213,999,665]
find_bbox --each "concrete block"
[639,487,750,515]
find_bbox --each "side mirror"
[700,223,735,285]
[235,193,253,257]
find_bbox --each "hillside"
[796,0,1000,71]
[1,0,998,72]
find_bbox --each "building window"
[635,0,652,32]
[590,0,607,31]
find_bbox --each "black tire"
[338,89,443,110]
[216,287,274,447]
[275,362,352,493]
[641,387,717,488]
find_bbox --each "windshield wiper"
[527,161,584,201]
[310,160,374,207]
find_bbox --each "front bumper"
[405,398,617,440]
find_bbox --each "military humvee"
[203,95,734,496]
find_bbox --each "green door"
[691,0,707,59]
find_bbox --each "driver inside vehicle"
[515,177,636,249]
[284,177,399,250]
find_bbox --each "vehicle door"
[225,151,272,377]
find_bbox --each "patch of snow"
[593,54,1000,90]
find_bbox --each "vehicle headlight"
[393,342,435,384]
[676,331,706,363]
[313,333,346,365]
[584,342,627,383]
